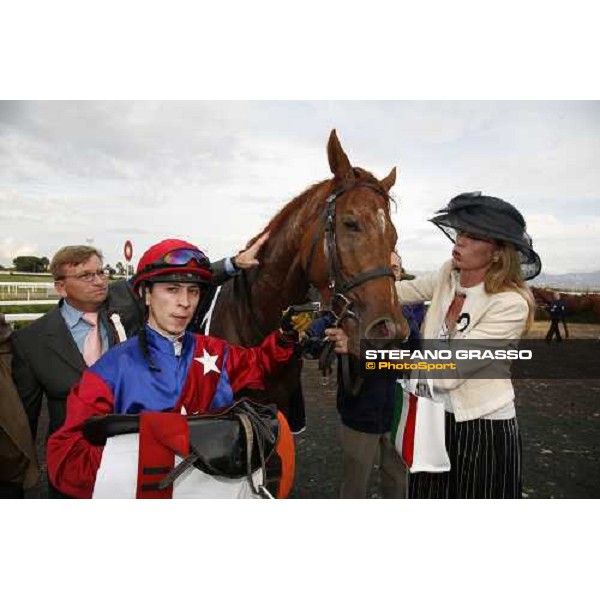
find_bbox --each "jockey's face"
[145,282,202,336]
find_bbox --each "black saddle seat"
[83,400,280,480]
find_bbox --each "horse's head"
[301,130,409,343]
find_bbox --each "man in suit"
[10,235,268,498]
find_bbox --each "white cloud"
[0,101,599,272]
[527,214,600,273]
[0,237,38,266]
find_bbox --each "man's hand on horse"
[325,327,349,355]
[233,232,270,270]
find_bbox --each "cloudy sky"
[1,100,599,276]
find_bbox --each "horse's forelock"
[341,171,396,219]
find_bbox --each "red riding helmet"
[133,239,213,291]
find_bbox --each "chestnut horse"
[206,130,408,418]
[531,286,600,323]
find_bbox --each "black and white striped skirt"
[408,412,522,499]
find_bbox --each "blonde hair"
[50,246,103,280]
[484,243,535,332]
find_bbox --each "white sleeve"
[395,271,438,304]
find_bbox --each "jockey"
[47,238,299,499]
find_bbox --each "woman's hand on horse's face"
[233,232,271,269]
[325,327,349,355]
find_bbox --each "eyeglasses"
[161,248,209,266]
[58,270,109,283]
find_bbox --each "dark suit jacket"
[10,303,121,499]
[10,304,120,439]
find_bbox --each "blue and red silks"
[47,326,295,498]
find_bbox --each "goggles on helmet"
[159,248,210,268]
[133,243,213,292]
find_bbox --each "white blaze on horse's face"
[377,208,386,233]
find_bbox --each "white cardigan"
[396,260,530,421]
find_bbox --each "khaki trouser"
[339,423,407,499]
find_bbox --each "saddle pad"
[93,433,263,499]
[83,403,280,477]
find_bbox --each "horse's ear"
[327,129,355,186]
[380,167,397,192]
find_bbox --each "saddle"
[83,400,285,498]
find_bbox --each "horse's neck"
[245,236,309,325]
[212,189,327,346]
[239,201,322,336]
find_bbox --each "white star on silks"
[194,349,221,375]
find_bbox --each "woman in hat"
[397,192,540,499]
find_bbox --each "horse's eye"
[343,217,361,232]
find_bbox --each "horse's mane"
[245,168,393,249]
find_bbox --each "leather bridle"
[304,182,397,396]
[305,182,395,326]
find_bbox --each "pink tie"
[82,312,102,366]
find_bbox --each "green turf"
[0,273,54,282]
[0,304,55,314]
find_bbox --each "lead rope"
[316,298,363,395]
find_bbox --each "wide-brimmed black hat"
[430,191,542,280]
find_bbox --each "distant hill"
[530,271,600,292]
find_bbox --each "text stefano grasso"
[364,349,532,361]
